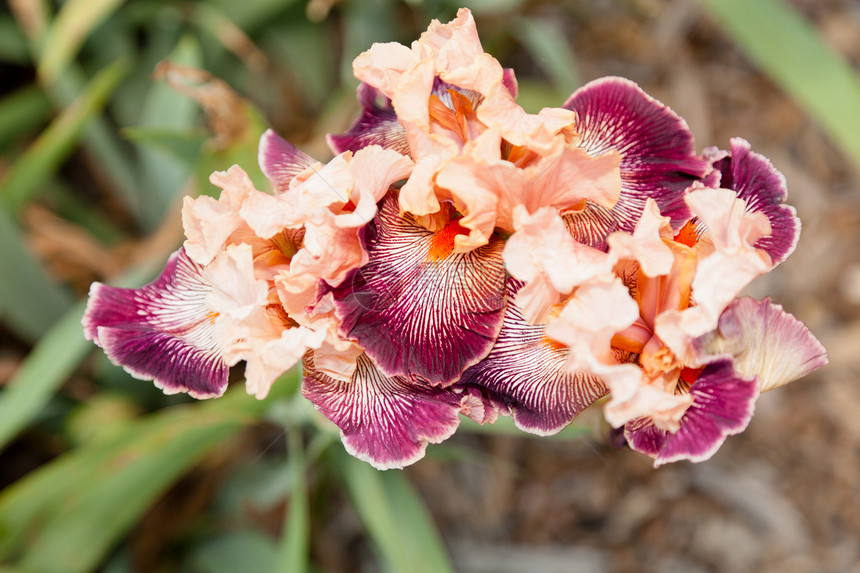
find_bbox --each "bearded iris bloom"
[83,8,826,469]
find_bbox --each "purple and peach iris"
[83,8,826,469]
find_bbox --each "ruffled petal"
[258,129,315,193]
[545,276,640,367]
[328,193,506,385]
[707,138,799,264]
[503,205,615,323]
[183,165,257,265]
[655,187,773,354]
[692,297,828,392]
[606,198,675,277]
[563,77,711,232]
[458,279,607,435]
[624,359,759,466]
[82,248,228,399]
[302,352,463,470]
[327,83,410,156]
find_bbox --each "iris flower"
[84,8,826,469]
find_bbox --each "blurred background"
[1,0,858,571]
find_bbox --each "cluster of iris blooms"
[84,9,827,469]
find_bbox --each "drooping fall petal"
[692,297,828,391]
[458,279,607,435]
[624,359,759,466]
[328,193,506,386]
[302,351,463,469]
[83,248,228,399]
[563,76,711,233]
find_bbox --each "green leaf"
[0,302,87,452]
[0,85,51,149]
[0,15,30,64]
[0,59,129,212]
[189,531,278,573]
[458,414,591,440]
[37,0,127,84]
[121,126,208,167]
[700,0,860,168]
[275,426,309,573]
[0,207,73,343]
[339,453,455,573]
[135,35,202,230]
[0,387,276,571]
[515,17,579,99]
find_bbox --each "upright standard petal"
[82,248,228,399]
[328,193,506,386]
[458,279,607,435]
[503,205,615,324]
[183,165,257,265]
[624,359,759,466]
[707,138,799,264]
[563,77,711,232]
[302,352,463,470]
[258,129,315,193]
[692,297,828,392]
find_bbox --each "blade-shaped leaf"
[0,207,73,343]
[0,58,129,212]
[700,0,860,168]
[38,0,126,84]
[339,453,455,573]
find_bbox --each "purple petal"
[302,351,462,469]
[258,129,316,193]
[327,193,507,386]
[327,83,410,156]
[82,249,228,399]
[625,359,759,466]
[693,296,828,392]
[563,77,711,233]
[458,279,607,435]
[707,138,799,264]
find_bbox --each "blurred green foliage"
[0,0,858,571]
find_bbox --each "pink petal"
[503,205,615,323]
[183,165,257,265]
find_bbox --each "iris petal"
[327,83,410,156]
[82,248,228,399]
[302,352,462,469]
[563,77,711,233]
[624,359,759,466]
[258,129,315,193]
[328,193,506,385]
[707,137,800,264]
[693,296,828,392]
[459,279,607,435]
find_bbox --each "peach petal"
[504,205,615,323]
[183,165,256,265]
[607,198,675,277]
